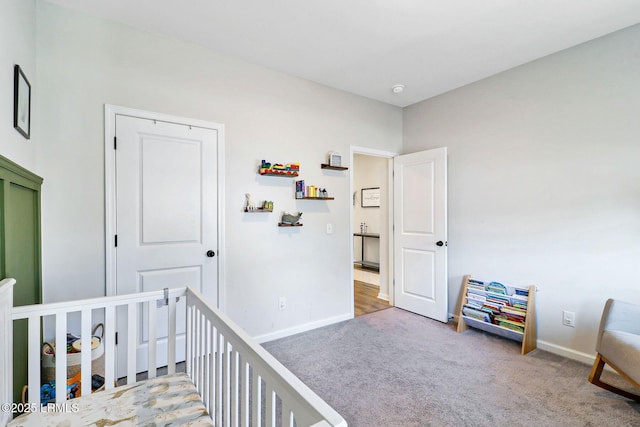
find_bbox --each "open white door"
[393,147,448,322]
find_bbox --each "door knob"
[436,241,445,247]
[206,250,216,257]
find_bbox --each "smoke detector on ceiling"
[391,84,405,94]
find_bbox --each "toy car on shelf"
[259,160,299,176]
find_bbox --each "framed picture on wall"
[14,64,31,140]
[361,187,380,208]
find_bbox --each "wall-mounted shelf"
[321,164,348,171]
[295,196,335,200]
[278,223,303,227]
[244,208,272,213]
[259,171,298,177]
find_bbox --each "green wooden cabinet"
[0,155,42,403]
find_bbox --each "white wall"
[0,0,37,170]
[404,24,640,358]
[35,2,402,338]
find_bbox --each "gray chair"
[589,298,640,401]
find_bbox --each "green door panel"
[0,155,42,405]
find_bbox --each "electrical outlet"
[278,297,286,311]
[563,310,575,327]
[326,223,333,234]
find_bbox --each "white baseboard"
[254,313,353,344]
[536,340,596,365]
[452,315,598,366]
[378,292,389,301]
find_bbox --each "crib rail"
[0,279,346,427]
[10,285,187,407]
[186,287,346,427]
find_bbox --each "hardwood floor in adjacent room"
[354,280,391,317]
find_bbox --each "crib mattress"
[9,373,213,427]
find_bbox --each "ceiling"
[44,0,640,107]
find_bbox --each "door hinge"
[114,235,118,247]
[113,136,117,150]
[115,332,118,345]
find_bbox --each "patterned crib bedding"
[9,373,213,426]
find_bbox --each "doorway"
[351,148,395,317]
[350,146,449,322]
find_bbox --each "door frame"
[104,105,226,308]
[349,146,398,317]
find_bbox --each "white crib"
[0,278,346,427]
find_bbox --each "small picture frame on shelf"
[361,187,380,208]
[328,151,342,167]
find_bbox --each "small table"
[353,232,380,271]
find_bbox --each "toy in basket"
[40,323,106,399]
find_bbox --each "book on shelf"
[482,301,503,313]
[486,282,508,295]
[467,293,486,305]
[494,316,525,333]
[513,301,527,310]
[295,180,306,198]
[462,306,492,323]
[486,295,511,306]
[501,306,527,316]
[467,289,486,298]
[464,300,483,309]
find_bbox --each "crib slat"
[202,317,210,412]
[27,316,40,406]
[224,341,231,427]
[199,311,206,397]
[194,308,201,391]
[191,308,196,387]
[216,332,224,427]
[55,313,67,403]
[266,384,275,427]
[186,305,192,379]
[230,349,239,427]
[147,302,157,379]
[104,305,116,390]
[195,309,201,396]
[201,310,207,394]
[208,323,215,418]
[242,361,250,427]
[80,309,92,397]
[167,296,176,375]
[127,303,137,384]
[252,373,261,427]
[282,401,293,427]
[194,308,199,392]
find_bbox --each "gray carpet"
[263,308,640,427]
